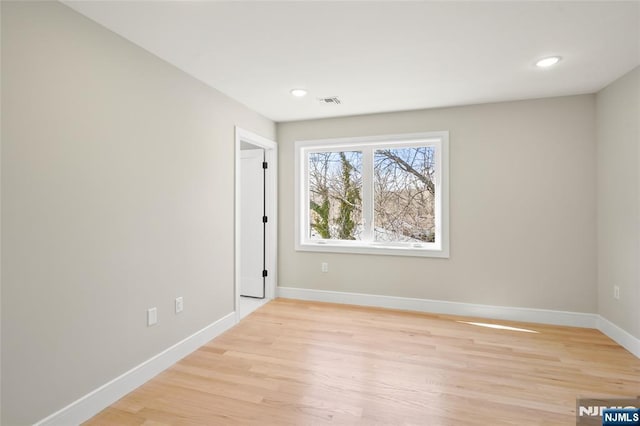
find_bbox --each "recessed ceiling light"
[536,56,561,68]
[290,88,307,97]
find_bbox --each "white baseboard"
[278,287,640,359]
[34,312,238,426]
[597,316,640,359]
[31,292,640,426]
[277,286,598,328]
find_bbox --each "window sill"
[296,241,449,258]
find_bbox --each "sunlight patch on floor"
[457,321,539,333]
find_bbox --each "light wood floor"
[85,299,640,425]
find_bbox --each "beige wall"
[278,95,597,313]
[596,66,640,339]
[0,2,274,424]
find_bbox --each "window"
[295,131,449,257]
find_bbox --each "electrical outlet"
[614,286,620,300]
[175,297,184,314]
[147,307,158,326]
[321,262,329,273]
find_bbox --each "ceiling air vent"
[317,96,341,105]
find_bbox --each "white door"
[240,149,265,298]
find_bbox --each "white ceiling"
[65,1,639,122]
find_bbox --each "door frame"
[234,127,277,319]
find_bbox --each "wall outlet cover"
[147,307,158,326]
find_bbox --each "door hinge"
[262,270,268,278]
[262,161,268,169]
[262,216,268,223]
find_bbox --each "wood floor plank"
[85,299,640,425]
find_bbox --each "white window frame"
[295,131,449,258]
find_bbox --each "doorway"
[240,148,266,299]
[234,127,277,320]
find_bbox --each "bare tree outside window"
[308,146,435,243]
[297,132,448,257]
[374,147,436,243]
[308,151,362,240]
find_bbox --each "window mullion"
[362,147,374,242]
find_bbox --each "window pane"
[308,151,363,240]
[374,147,436,243]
